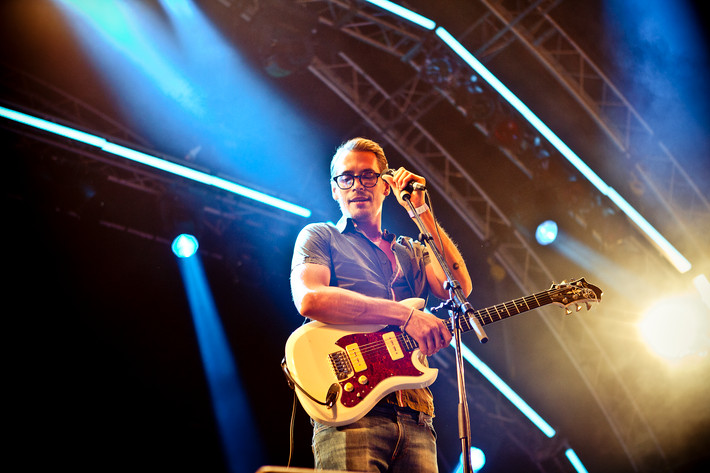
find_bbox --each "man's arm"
[291,262,451,356]
[418,212,472,300]
[383,169,473,300]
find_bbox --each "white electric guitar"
[283,278,602,426]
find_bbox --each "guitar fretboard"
[397,288,559,352]
[460,288,556,332]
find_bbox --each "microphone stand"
[402,189,487,473]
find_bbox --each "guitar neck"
[460,288,557,332]
[398,288,558,351]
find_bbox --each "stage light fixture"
[0,106,312,218]
[638,294,709,362]
[535,220,558,245]
[433,25,690,273]
[359,0,693,273]
[693,274,710,309]
[172,233,199,258]
[453,446,486,473]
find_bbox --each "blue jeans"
[312,405,438,472]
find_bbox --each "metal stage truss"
[4,1,709,471]
[281,1,710,471]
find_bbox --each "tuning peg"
[565,307,572,315]
[585,302,591,311]
[576,303,582,312]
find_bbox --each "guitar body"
[285,311,437,426]
[284,279,602,426]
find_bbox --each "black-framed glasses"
[332,171,382,189]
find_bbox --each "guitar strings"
[343,286,593,358]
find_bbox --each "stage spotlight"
[453,446,486,473]
[694,274,710,309]
[470,447,486,472]
[422,55,455,86]
[172,233,199,258]
[639,293,710,362]
[535,220,558,245]
[433,25,691,273]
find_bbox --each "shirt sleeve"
[412,238,431,267]
[394,235,432,300]
[291,222,333,270]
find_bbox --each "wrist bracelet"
[401,307,414,332]
[408,203,429,218]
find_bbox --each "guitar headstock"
[549,278,603,314]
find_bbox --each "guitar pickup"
[383,332,404,360]
[346,343,367,372]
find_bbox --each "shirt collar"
[335,216,395,242]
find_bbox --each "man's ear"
[331,184,340,201]
[380,173,391,196]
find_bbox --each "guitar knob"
[344,382,354,392]
[358,375,368,385]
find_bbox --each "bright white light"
[565,448,588,473]
[453,447,486,473]
[434,26,691,274]
[535,220,558,245]
[0,105,107,147]
[0,106,312,218]
[363,0,436,30]
[639,294,710,361]
[693,274,710,309]
[172,233,199,258]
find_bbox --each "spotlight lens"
[535,220,558,245]
[639,295,709,361]
[172,234,199,258]
[471,447,486,471]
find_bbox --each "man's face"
[331,150,390,222]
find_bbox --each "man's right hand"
[403,310,452,356]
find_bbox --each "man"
[290,137,472,472]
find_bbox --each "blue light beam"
[565,448,589,473]
[457,341,556,438]
[0,106,312,217]
[360,0,692,274]
[363,0,436,30]
[434,26,691,274]
[176,253,263,473]
[53,0,332,200]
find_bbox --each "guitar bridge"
[329,351,353,380]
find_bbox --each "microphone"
[382,169,427,195]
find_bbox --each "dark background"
[4,1,709,472]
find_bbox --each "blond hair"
[330,137,388,177]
